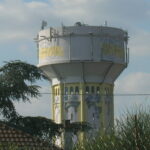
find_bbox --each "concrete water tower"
[36,22,129,145]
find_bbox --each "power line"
[39,92,150,96]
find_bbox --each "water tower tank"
[37,22,129,134]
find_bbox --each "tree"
[3,116,91,147]
[7,116,63,144]
[0,60,47,119]
[6,117,91,143]
[0,60,91,147]
[64,121,92,135]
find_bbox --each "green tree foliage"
[6,117,91,144]
[0,60,91,146]
[0,60,47,119]
[0,143,19,150]
[7,116,63,143]
[64,121,92,134]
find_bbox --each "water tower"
[36,22,129,145]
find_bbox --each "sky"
[0,0,150,119]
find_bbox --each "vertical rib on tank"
[37,23,129,133]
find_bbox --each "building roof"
[0,121,62,150]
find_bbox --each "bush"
[73,108,150,150]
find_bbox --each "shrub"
[73,108,150,150]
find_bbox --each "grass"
[73,108,150,150]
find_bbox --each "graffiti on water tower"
[39,46,64,59]
[102,43,124,59]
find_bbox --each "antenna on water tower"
[105,21,108,26]
[41,20,47,30]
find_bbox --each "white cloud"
[0,0,149,42]
[0,32,31,42]
[115,72,150,93]
[52,0,87,6]
[0,0,53,42]
[114,72,150,118]
[26,1,48,8]
[129,30,150,56]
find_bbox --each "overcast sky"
[0,0,150,119]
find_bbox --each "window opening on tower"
[107,88,109,95]
[92,113,95,121]
[70,87,74,94]
[65,87,68,95]
[104,88,109,96]
[75,86,79,94]
[85,86,89,94]
[71,113,73,120]
[64,87,68,101]
[96,87,100,94]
